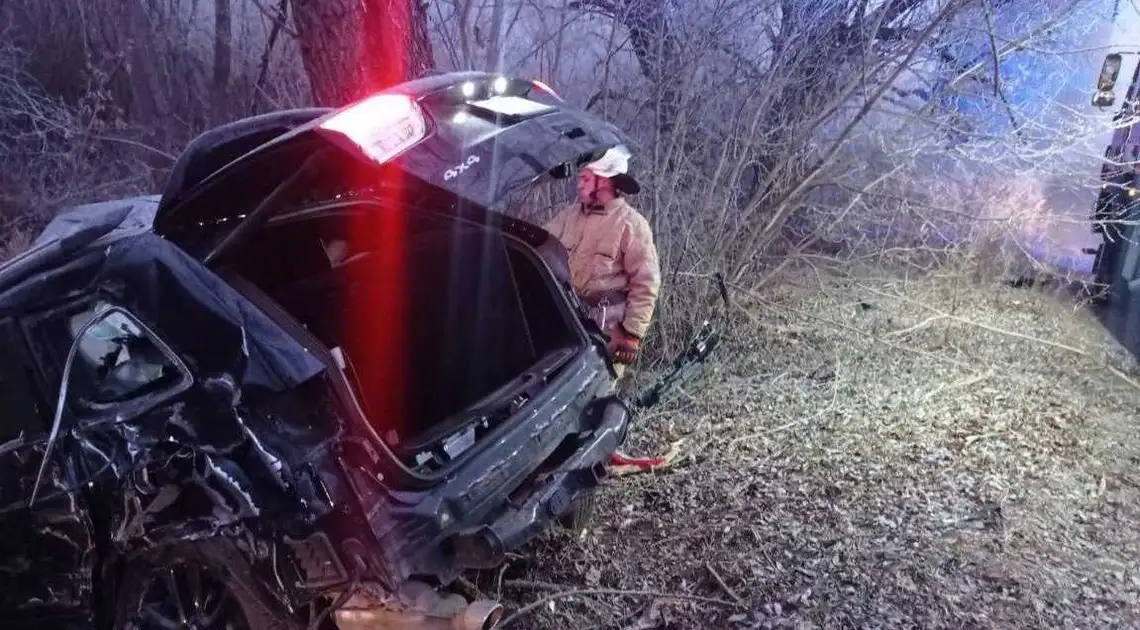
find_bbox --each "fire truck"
[1087,51,1140,355]
[1089,52,1140,298]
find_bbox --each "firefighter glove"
[610,327,641,365]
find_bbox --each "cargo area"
[224,204,582,471]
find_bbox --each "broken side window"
[28,299,189,409]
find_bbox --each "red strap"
[610,451,665,469]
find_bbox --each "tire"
[111,541,302,630]
[558,490,597,534]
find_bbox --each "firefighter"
[543,146,661,384]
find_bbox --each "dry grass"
[474,261,1140,629]
[0,227,35,261]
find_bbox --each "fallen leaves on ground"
[474,263,1140,630]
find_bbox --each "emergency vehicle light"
[319,93,427,164]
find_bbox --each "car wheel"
[113,542,299,630]
[558,490,597,534]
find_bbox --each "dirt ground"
[476,262,1140,630]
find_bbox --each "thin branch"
[705,562,745,606]
[90,134,178,161]
[886,314,950,338]
[858,284,1140,394]
[585,88,626,111]
[727,279,974,369]
[979,0,1023,135]
[498,581,741,628]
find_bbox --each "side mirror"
[1094,53,1123,107]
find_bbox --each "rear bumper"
[367,351,627,581]
[449,395,630,569]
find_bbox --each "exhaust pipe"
[332,582,504,630]
[455,600,504,630]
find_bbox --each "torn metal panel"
[0,436,96,627]
[77,391,351,627]
[98,397,341,547]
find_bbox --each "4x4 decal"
[444,155,481,181]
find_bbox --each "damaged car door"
[3,299,193,629]
[0,311,101,629]
[0,432,94,629]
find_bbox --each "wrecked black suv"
[0,72,633,630]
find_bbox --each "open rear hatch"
[150,72,628,475]
[152,71,630,260]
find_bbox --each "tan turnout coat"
[543,197,661,339]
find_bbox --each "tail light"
[531,79,561,100]
[318,93,427,164]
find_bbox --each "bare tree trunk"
[250,0,290,114]
[88,0,175,150]
[457,0,475,69]
[289,0,435,107]
[212,0,233,124]
[573,0,682,136]
[484,0,505,71]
